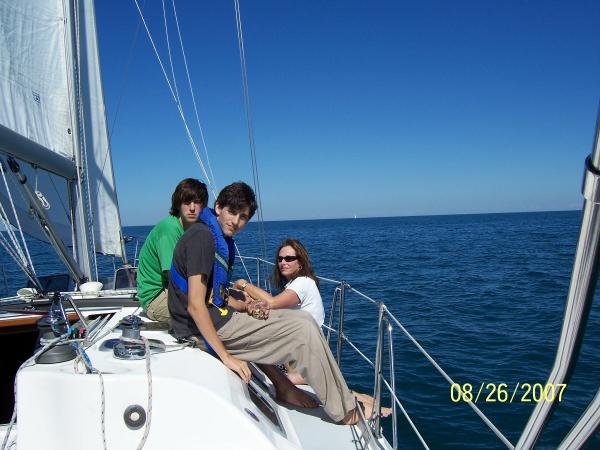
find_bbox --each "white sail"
[76,0,123,258]
[0,1,75,161]
[0,0,123,269]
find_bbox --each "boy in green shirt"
[137,178,208,322]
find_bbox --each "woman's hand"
[222,354,251,383]
[246,298,270,320]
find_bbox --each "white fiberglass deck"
[7,307,388,450]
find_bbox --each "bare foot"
[276,385,319,409]
[352,391,393,418]
[339,401,377,425]
[258,363,319,408]
[286,371,307,385]
[284,363,307,385]
[339,407,361,425]
[339,395,393,425]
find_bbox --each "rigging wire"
[0,228,37,288]
[105,0,218,204]
[132,0,254,281]
[168,0,253,281]
[168,0,252,280]
[106,1,145,147]
[0,160,38,284]
[233,0,268,263]
[162,0,182,106]
[170,0,218,190]
[131,1,262,282]
[132,0,217,197]
[0,184,30,269]
[99,0,148,265]
[0,237,32,286]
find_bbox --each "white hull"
[2,307,389,450]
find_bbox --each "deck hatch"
[247,381,287,438]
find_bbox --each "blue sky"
[96,1,600,226]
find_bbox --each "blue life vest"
[169,209,235,315]
[169,210,236,355]
[200,208,236,309]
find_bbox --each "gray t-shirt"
[168,223,234,338]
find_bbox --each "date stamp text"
[450,383,567,404]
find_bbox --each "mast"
[65,0,129,277]
[516,103,600,448]
[67,0,95,280]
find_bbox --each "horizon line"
[123,208,580,228]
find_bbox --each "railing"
[1,265,7,296]
[236,255,515,450]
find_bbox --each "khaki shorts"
[146,289,170,324]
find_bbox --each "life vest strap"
[170,263,229,312]
[170,263,188,294]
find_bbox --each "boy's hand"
[222,354,251,383]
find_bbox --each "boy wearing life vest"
[168,181,362,424]
[137,178,208,323]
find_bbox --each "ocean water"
[2,210,599,449]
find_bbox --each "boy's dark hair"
[170,178,208,216]
[215,182,257,219]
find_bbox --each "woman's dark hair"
[170,178,208,216]
[215,181,257,219]
[271,238,320,290]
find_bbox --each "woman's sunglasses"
[277,255,298,263]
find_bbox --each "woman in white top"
[234,239,392,417]
[233,239,323,385]
[234,238,324,326]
